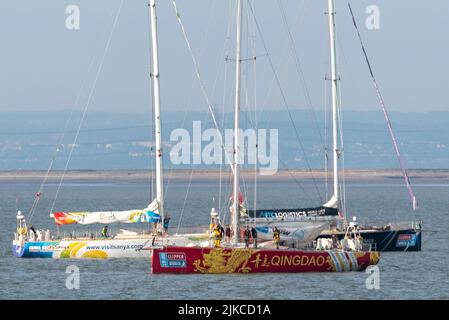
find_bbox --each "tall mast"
[232,0,243,245]
[327,0,339,206]
[149,0,165,229]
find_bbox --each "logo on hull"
[396,234,416,247]
[159,252,187,268]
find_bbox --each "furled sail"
[247,206,338,219]
[322,195,338,208]
[52,199,161,226]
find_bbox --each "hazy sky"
[0,0,447,114]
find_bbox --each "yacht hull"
[151,246,379,274]
[12,234,210,259]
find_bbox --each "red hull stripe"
[151,246,379,274]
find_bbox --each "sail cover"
[52,199,161,225]
[247,196,339,219]
[247,206,338,219]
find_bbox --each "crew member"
[244,226,251,248]
[163,216,171,234]
[251,225,258,248]
[331,235,338,249]
[225,224,231,243]
[101,225,109,238]
[213,225,222,247]
[273,226,281,249]
[218,223,225,240]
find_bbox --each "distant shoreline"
[1,169,448,182]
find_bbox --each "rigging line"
[219,0,236,216]
[218,63,228,217]
[348,2,418,211]
[337,72,347,218]
[251,0,258,216]
[176,111,210,231]
[219,168,233,224]
[221,169,233,225]
[28,5,120,224]
[49,0,125,215]
[256,17,297,133]
[276,0,325,151]
[171,0,234,174]
[162,76,193,200]
[27,153,55,222]
[278,159,318,204]
[239,102,252,205]
[28,131,72,221]
[243,0,253,123]
[324,68,329,201]
[177,112,218,233]
[258,0,307,133]
[176,161,196,234]
[239,107,259,206]
[259,0,309,132]
[247,1,323,204]
[164,0,219,200]
[240,0,256,211]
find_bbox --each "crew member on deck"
[273,226,280,249]
[163,216,171,235]
[218,223,224,240]
[101,225,109,238]
[331,235,338,249]
[225,224,231,243]
[213,225,222,247]
[244,226,251,248]
[251,225,258,248]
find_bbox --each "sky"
[0,0,448,114]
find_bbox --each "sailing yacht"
[151,0,380,274]
[12,0,209,259]
[242,0,421,252]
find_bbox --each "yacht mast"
[232,0,243,245]
[327,0,340,207]
[149,0,165,230]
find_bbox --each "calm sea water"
[0,177,448,299]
